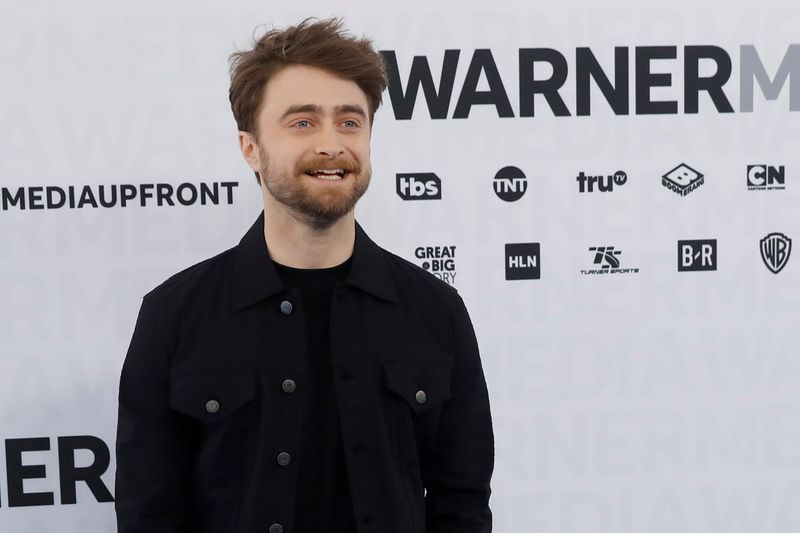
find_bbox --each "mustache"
[296,158,360,174]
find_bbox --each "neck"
[262,194,356,269]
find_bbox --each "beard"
[258,145,371,230]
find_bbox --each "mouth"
[304,168,349,181]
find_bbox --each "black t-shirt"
[273,257,356,532]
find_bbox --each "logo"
[580,246,639,275]
[493,166,527,202]
[381,45,800,119]
[747,165,785,190]
[396,173,441,200]
[760,232,792,273]
[678,239,717,271]
[414,245,457,285]
[505,243,540,280]
[1,182,239,211]
[662,164,704,196]
[577,170,627,193]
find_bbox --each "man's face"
[246,64,372,228]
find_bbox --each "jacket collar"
[231,210,398,312]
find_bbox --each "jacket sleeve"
[115,294,192,532]
[425,294,494,532]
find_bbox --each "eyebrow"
[279,104,367,121]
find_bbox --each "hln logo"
[678,239,717,271]
[396,173,441,200]
[493,166,528,202]
[505,243,540,280]
[747,165,785,190]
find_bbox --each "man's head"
[229,18,387,229]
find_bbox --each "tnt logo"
[396,173,441,200]
[747,165,785,190]
[415,245,457,285]
[505,242,540,280]
[577,170,627,193]
[662,163,704,196]
[678,239,717,271]
[493,166,527,202]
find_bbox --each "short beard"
[258,146,371,230]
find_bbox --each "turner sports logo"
[580,246,639,275]
[1,182,238,210]
[0,436,113,507]
[380,45,799,119]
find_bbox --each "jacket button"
[276,451,291,466]
[415,390,426,404]
[282,379,296,393]
[205,400,220,414]
[280,300,293,315]
[268,523,283,533]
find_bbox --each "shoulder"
[142,245,237,310]
[375,244,468,322]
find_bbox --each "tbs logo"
[678,239,717,271]
[747,165,785,190]
[396,173,441,200]
[577,170,627,193]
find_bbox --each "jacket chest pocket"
[169,371,258,430]
[382,361,452,416]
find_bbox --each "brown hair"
[229,18,388,180]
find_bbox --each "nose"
[314,125,345,158]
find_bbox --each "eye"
[293,119,311,128]
[342,119,359,128]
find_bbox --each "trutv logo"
[0,436,113,507]
[380,45,799,119]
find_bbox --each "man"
[115,18,494,533]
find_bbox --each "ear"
[238,131,261,173]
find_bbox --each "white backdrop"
[1,1,799,531]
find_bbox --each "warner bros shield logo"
[760,233,792,274]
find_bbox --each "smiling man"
[115,18,494,533]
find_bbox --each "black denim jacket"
[115,211,494,533]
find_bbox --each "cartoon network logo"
[380,45,799,119]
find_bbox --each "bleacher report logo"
[580,246,639,275]
[678,239,717,271]
[505,243,540,280]
[747,165,785,191]
[396,173,441,200]
[577,171,627,193]
[493,166,527,202]
[414,245,457,285]
[760,232,791,274]
[662,163,704,196]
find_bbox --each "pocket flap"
[382,361,451,414]
[170,371,256,422]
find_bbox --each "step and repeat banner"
[1,1,798,531]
